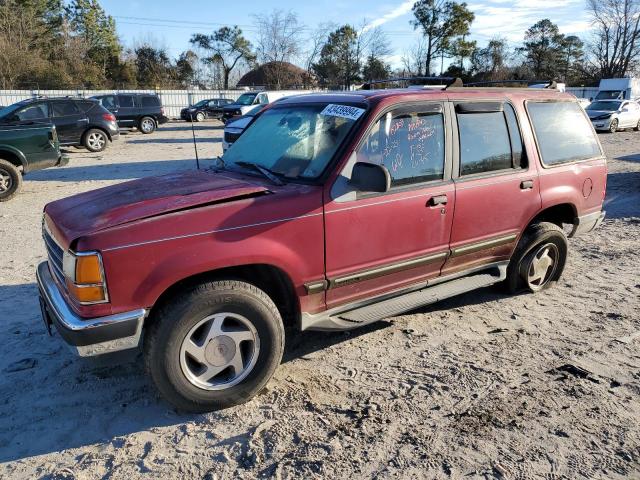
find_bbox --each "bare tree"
[401,39,429,76]
[252,9,304,88]
[588,0,640,77]
[304,22,336,79]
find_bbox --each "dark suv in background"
[180,98,234,122]
[0,97,119,152]
[91,93,168,134]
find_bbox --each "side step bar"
[301,263,507,331]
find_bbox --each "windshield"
[223,103,364,179]
[236,93,258,106]
[192,100,208,108]
[587,101,621,111]
[595,90,623,100]
[0,102,24,118]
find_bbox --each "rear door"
[50,100,87,144]
[441,100,541,275]
[116,94,136,127]
[324,101,455,309]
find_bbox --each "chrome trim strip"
[304,280,328,295]
[103,212,324,252]
[329,251,449,288]
[37,262,146,357]
[450,233,517,257]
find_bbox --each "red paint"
[42,88,607,321]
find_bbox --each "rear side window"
[51,101,80,117]
[357,105,445,187]
[77,101,97,113]
[141,96,160,107]
[118,95,135,108]
[527,102,602,165]
[456,103,525,175]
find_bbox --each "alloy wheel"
[179,312,260,391]
[141,118,155,133]
[0,167,13,193]
[526,242,559,291]
[87,132,106,150]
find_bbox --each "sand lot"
[1,121,639,479]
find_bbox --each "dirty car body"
[37,87,607,411]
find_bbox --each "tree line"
[1,0,639,91]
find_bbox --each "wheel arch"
[146,263,300,331]
[526,203,577,230]
[0,146,27,171]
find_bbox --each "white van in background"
[222,90,307,122]
[595,78,640,101]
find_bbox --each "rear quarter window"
[141,96,160,107]
[527,101,602,166]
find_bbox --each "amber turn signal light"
[66,282,106,304]
[75,255,103,284]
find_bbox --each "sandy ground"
[0,121,639,480]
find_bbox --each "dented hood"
[45,169,269,246]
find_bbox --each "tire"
[0,159,22,202]
[609,118,618,133]
[144,280,285,412]
[195,112,205,122]
[139,116,156,134]
[505,222,568,294]
[634,119,640,132]
[83,129,108,152]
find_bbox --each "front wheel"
[0,159,22,202]
[144,280,284,412]
[139,116,156,134]
[609,118,619,133]
[505,222,568,294]
[83,129,108,152]
[634,119,640,132]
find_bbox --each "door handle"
[428,195,448,206]
[520,180,534,190]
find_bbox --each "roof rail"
[361,76,463,90]
[464,79,558,89]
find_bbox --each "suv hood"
[45,169,269,247]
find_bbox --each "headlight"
[62,251,108,304]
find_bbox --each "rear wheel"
[505,222,568,294]
[635,119,640,131]
[609,118,619,133]
[195,112,205,122]
[144,280,284,412]
[139,116,156,134]
[83,129,108,152]
[0,159,22,202]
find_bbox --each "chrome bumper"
[569,210,606,237]
[36,261,146,357]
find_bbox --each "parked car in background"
[37,87,606,412]
[0,97,119,152]
[0,123,67,201]
[180,98,234,122]
[586,99,640,132]
[221,90,303,122]
[222,105,264,152]
[91,93,168,134]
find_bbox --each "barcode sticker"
[320,104,365,121]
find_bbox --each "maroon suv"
[37,88,606,412]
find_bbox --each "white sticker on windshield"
[320,104,365,121]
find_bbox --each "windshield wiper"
[234,161,285,186]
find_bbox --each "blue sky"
[100,0,592,68]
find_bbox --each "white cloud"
[362,0,415,32]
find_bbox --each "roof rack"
[464,79,558,89]
[361,76,463,90]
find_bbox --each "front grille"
[224,131,241,144]
[43,226,65,286]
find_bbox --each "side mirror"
[349,162,391,193]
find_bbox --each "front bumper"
[569,210,606,237]
[591,118,612,130]
[36,262,146,357]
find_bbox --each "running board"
[300,263,507,331]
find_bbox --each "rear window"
[527,102,602,166]
[141,96,160,107]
